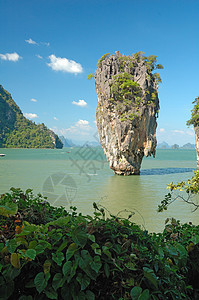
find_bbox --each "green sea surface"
[0,147,198,232]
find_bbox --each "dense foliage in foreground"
[0,189,199,299]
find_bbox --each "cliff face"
[95,51,161,175]
[0,85,63,149]
[194,127,199,169]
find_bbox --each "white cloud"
[76,120,89,126]
[0,52,21,62]
[24,113,38,119]
[30,98,37,102]
[93,120,97,124]
[51,119,91,137]
[47,54,83,74]
[36,54,43,59]
[25,38,38,45]
[53,117,58,121]
[72,99,87,107]
[159,128,165,132]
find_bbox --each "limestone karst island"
[94,51,163,175]
[0,85,63,149]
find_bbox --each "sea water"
[0,147,198,232]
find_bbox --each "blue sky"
[0,0,199,145]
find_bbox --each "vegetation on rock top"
[187,96,199,127]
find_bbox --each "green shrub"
[0,189,198,299]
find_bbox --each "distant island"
[157,141,195,149]
[0,85,63,148]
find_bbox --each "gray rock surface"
[95,51,160,175]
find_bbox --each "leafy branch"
[158,170,199,212]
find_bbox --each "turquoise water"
[0,147,198,232]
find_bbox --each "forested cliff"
[0,85,63,148]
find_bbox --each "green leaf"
[86,290,95,300]
[102,246,112,258]
[57,240,68,252]
[191,234,199,245]
[138,289,150,300]
[52,273,63,291]
[143,267,158,290]
[18,223,38,236]
[130,286,142,299]
[43,260,51,274]
[66,243,78,260]
[6,239,18,254]
[71,228,87,247]
[104,263,110,278]
[90,256,102,273]
[0,201,18,217]
[88,234,95,242]
[91,243,101,255]
[6,266,21,280]
[125,262,137,271]
[76,273,91,290]
[166,245,178,257]
[35,240,52,254]
[52,252,64,266]
[0,279,14,300]
[62,261,72,276]
[45,288,58,299]
[11,253,20,268]
[25,249,36,260]
[49,216,70,227]
[34,272,47,294]
[79,253,97,280]
[28,240,37,249]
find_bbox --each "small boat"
[0,154,5,157]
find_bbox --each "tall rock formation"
[0,85,63,149]
[194,127,199,169]
[95,51,162,175]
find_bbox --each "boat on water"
[0,154,5,157]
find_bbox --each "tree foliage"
[186,96,199,127]
[158,170,199,212]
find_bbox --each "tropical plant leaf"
[0,201,18,217]
[11,253,20,269]
[130,286,142,299]
[25,249,36,260]
[34,272,47,293]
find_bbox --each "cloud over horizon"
[72,99,87,107]
[24,113,38,119]
[47,54,83,74]
[0,52,21,62]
